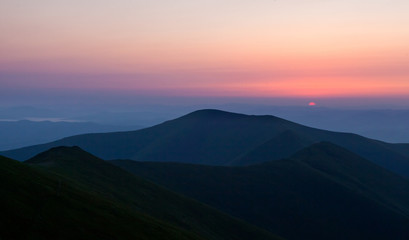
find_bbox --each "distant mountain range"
[3,104,409,143]
[1,147,279,240]
[2,109,409,239]
[0,120,141,151]
[2,109,409,178]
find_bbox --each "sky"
[1,0,409,107]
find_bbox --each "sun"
[308,102,316,106]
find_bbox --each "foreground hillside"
[0,155,202,240]
[112,142,409,240]
[8,146,280,240]
[2,109,409,178]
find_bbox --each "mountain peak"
[47,145,83,152]
[26,145,98,165]
[180,109,286,124]
[184,109,245,119]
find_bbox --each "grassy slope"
[0,155,203,240]
[3,109,409,177]
[112,142,409,240]
[24,146,282,240]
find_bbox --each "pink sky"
[1,0,409,99]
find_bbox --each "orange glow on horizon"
[309,102,316,106]
[1,0,409,99]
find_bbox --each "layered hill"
[3,109,409,178]
[0,155,202,240]
[16,146,280,240]
[112,142,409,240]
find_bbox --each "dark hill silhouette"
[112,142,409,240]
[21,146,281,240]
[2,109,409,178]
[0,155,202,240]
[232,130,311,165]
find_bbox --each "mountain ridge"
[22,145,282,240]
[3,109,409,178]
[0,154,204,240]
[112,141,409,240]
